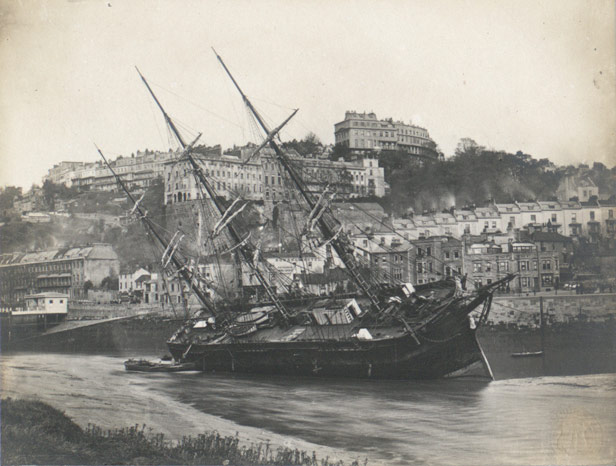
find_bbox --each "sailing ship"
[100,51,514,380]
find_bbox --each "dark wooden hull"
[168,325,490,380]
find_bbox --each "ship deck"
[204,324,407,344]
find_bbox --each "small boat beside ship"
[511,351,543,358]
[124,359,197,372]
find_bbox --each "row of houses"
[0,244,120,307]
[331,199,616,243]
[117,236,565,303]
[0,227,575,311]
[350,230,568,293]
[43,150,178,192]
[118,252,329,305]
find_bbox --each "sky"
[1,0,615,189]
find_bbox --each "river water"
[2,352,616,465]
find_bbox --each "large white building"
[334,111,438,158]
[164,145,387,206]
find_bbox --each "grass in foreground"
[1,398,365,466]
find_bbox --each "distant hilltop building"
[334,111,438,159]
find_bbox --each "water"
[2,352,616,465]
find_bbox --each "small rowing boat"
[124,359,197,372]
[510,351,543,358]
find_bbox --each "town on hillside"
[1,111,615,315]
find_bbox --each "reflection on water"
[2,353,615,465]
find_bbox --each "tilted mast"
[212,50,384,313]
[95,145,218,317]
[135,68,291,322]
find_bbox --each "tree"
[101,275,119,291]
[0,186,22,213]
[454,138,484,157]
[282,132,323,156]
[330,143,354,162]
[42,180,79,211]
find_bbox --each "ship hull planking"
[168,325,489,380]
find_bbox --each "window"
[473,263,482,273]
[426,247,431,256]
[610,210,614,219]
[445,251,450,259]
[590,211,595,220]
[542,260,551,270]
[531,214,536,222]
[49,300,53,304]
[552,214,557,222]
[541,275,553,286]
[454,251,459,259]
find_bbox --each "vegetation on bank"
[1,398,365,466]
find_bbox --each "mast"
[95,145,218,316]
[136,69,291,322]
[212,50,383,312]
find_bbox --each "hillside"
[0,179,166,271]
[377,140,616,214]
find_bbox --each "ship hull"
[168,325,490,380]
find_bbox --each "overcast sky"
[1,0,615,189]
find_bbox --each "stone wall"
[67,303,185,320]
[485,293,616,327]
